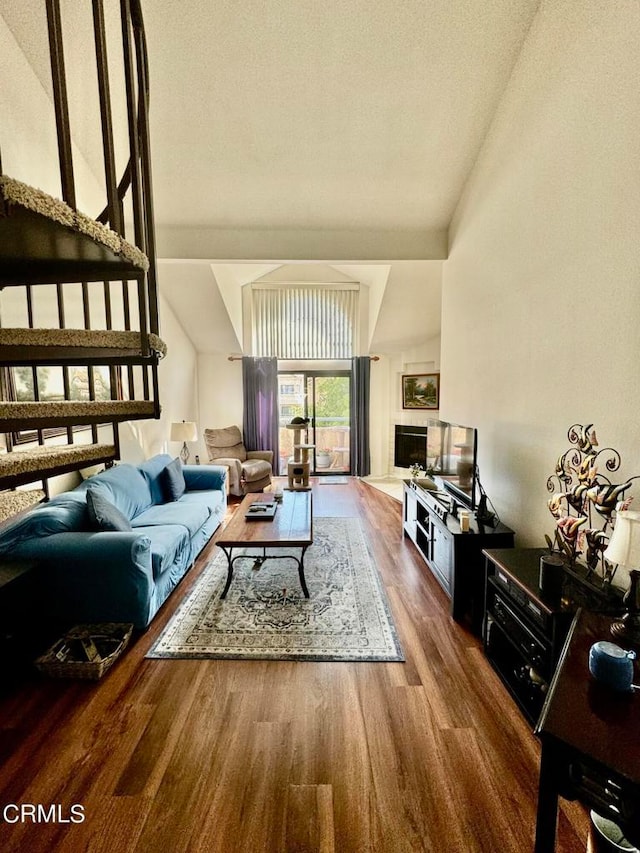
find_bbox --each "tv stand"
[403,480,515,633]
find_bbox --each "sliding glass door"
[277,371,351,475]
[307,374,351,474]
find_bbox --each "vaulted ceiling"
[143,0,540,260]
[1,0,541,352]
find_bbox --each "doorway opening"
[278,371,351,476]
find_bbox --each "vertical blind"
[252,285,358,359]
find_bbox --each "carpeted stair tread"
[0,176,148,286]
[0,488,46,523]
[0,444,116,489]
[0,400,157,430]
[0,328,167,363]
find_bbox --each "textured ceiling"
[1,0,540,353]
[0,0,540,246]
[142,0,539,242]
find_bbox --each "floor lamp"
[171,421,198,464]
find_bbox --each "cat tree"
[286,421,314,490]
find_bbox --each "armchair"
[203,425,273,496]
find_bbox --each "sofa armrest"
[17,530,151,570]
[183,464,227,492]
[15,531,155,628]
[247,450,274,465]
[208,457,242,493]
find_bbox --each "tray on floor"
[35,622,133,680]
[244,502,277,520]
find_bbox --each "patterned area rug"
[147,517,404,662]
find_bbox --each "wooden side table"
[534,609,640,851]
[0,558,43,681]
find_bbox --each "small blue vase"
[589,641,636,692]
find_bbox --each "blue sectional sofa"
[0,454,227,629]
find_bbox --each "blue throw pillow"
[80,464,152,519]
[139,453,174,505]
[86,488,132,532]
[162,457,186,502]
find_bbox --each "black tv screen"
[426,419,478,509]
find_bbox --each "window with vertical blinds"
[251,285,358,358]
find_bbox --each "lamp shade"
[170,421,198,443]
[604,510,640,569]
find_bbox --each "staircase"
[0,0,163,512]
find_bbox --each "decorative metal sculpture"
[546,424,638,583]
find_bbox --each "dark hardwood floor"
[0,479,589,852]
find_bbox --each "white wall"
[442,1,640,545]
[370,334,441,476]
[1,17,58,195]
[195,354,244,462]
[1,15,109,215]
[125,292,199,463]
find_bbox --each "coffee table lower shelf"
[218,545,310,599]
[216,491,313,600]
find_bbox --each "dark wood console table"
[534,609,640,852]
[483,548,621,725]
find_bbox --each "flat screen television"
[426,419,478,510]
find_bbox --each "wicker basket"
[35,623,133,680]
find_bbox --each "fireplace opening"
[394,425,427,469]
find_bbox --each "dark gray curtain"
[242,357,279,460]
[350,356,370,477]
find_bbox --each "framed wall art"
[402,373,439,410]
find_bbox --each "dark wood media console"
[482,547,621,725]
[403,480,514,633]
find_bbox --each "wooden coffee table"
[217,490,313,599]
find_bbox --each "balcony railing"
[277,419,350,474]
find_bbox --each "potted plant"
[316,449,332,469]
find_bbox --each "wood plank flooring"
[0,480,589,852]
